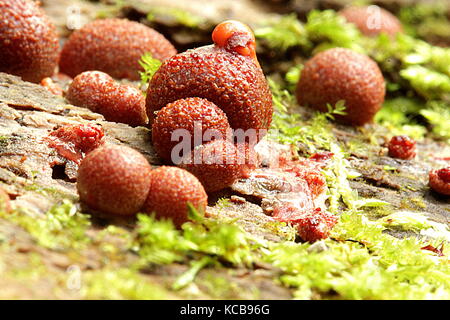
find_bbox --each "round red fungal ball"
[143,166,207,228]
[388,135,416,160]
[0,0,60,83]
[180,140,258,192]
[152,97,231,163]
[340,6,403,37]
[296,48,385,126]
[146,21,272,135]
[66,71,147,126]
[77,144,153,216]
[59,18,176,80]
[429,167,450,196]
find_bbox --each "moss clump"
[81,268,170,300]
[1,200,91,250]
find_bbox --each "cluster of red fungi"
[0,0,448,242]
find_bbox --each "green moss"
[215,198,232,210]
[146,7,205,28]
[198,273,248,299]
[1,200,91,250]
[399,1,450,41]
[420,101,450,142]
[82,268,170,300]
[379,211,447,233]
[138,52,162,90]
[255,14,310,52]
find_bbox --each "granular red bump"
[152,97,231,163]
[180,140,259,192]
[437,167,450,183]
[429,167,450,196]
[339,5,403,37]
[59,18,176,80]
[66,71,147,127]
[296,48,385,126]
[274,206,338,243]
[388,135,416,160]
[47,124,105,164]
[77,144,153,216]
[146,21,272,135]
[142,166,207,228]
[0,0,60,83]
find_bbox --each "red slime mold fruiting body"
[296,48,385,126]
[59,18,176,80]
[180,140,259,192]
[47,124,105,164]
[0,0,60,83]
[146,20,272,135]
[151,97,231,163]
[142,166,207,228]
[77,144,153,216]
[429,167,450,196]
[66,71,147,127]
[388,135,416,160]
[274,206,338,243]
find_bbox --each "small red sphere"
[66,71,147,126]
[388,135,416,160]
[152,97,231,163]
[429,167,450,196]
[77,144,153,216]
[340,6,403,37]
[212,20,257,62]
[142,166,208,227]
[59,18,176,80]
[296,48,385,126]
[180,140,259,192]
[0,0,60,83]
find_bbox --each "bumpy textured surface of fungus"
[388,135,416,160]
[77,144,153,216]
[296,48,385,126]
[146,20,272,135]
[0,0,60,83]
[152,97,231,163]
[59,18,176,80]
[66,71,147,127]
[429,167,450,196]
[180,139,259,192]
[142,166,207,227]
